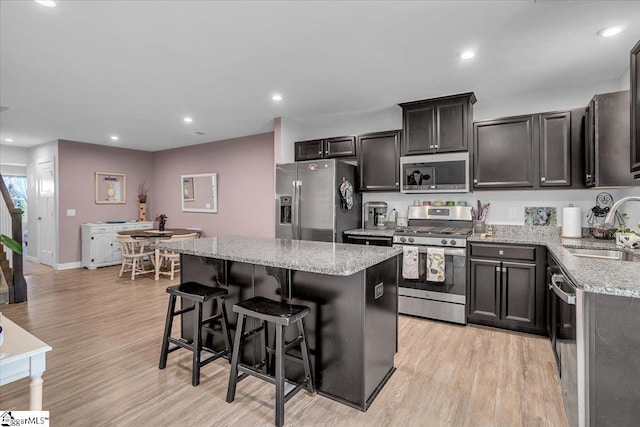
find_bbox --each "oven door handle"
[393,244,466,257]
[551,273,576,305]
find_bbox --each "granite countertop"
[469,226,640,299]
[156,236,401,276]
[343,227,395,238]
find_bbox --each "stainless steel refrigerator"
[275,159,361,242]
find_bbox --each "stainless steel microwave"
[400,152,470,193]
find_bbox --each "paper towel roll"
[562,206,582,238]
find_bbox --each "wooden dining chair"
[158,233,198,280]
[116,235,155,280]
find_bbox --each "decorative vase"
[159,222,165,232]
[139,203,147,221]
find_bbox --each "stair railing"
[0,173,26,303]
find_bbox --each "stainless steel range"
[393,205,472,325]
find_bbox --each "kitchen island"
[156,236,401,411]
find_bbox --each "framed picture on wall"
[95,172,126,204]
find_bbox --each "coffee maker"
[364,201,388,229]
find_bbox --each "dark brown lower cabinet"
[468,243,546,335]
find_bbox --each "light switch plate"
[67,209,76,217]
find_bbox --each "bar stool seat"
[159,281,232,387]
[226,296,314,427]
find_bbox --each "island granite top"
[469,227,640,299]
[156,236,401,276]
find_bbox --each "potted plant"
[155,214,167,231]
[137,181,149,203]
[615,213,640,248]
[1,234,22,255]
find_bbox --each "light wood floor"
[0,261,568,426]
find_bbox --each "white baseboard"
[56,262,82,271]
[26,255,38,263]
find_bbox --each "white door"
[37,161,55,266]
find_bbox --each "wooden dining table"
[116,228,199,280]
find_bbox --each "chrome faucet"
[603,196,640,226]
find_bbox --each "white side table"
[0,316,52,410]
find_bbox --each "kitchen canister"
[562,205,582,238]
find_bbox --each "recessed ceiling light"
[272,94,283,101]
[34,0,56,7]
[4,138,14,142]
[183,117,193,123]
[598,26,624,37]
[459,50,475,60]
[110,136,119,141]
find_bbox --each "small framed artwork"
[524,206,557,226]
[95,172,126,204]
[182,177,196,201]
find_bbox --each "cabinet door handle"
[586,174,591,180]
[540,177,546,182]
[429,145,434,149]
[318,150,322,155]
[473,179,478,184]
[495,266,507,273]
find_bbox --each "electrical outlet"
[509,207,517,218]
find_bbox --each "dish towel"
[426,247,446,283]
[402,246,419,279]
[339,179,354,210]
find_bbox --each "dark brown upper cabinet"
[473,115,536,188]
[295,139,324,161]
[294,136,356,161]
[356,130,401,191]
[584,90,636,187]
[399,92,476,156]
[325,136,356,158]
[539,111,571,187]
[631,40,640,178]
[474,109,584,190]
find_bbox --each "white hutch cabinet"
[81,222,154,269]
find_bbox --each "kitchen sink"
[564,247,640,262]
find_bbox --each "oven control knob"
[400,237,406,243]
[408,237,414,243]
[441,239,448,245]
[450,240,457,246]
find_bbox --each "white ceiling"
[1,0,639,152]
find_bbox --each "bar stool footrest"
[173,306,195,316]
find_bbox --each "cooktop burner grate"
[394,226,472,238]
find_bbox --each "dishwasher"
[548,255,577,427]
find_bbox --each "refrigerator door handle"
[292,180,301,239]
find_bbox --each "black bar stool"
[226,296,314,427]
[159,281,232,386]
